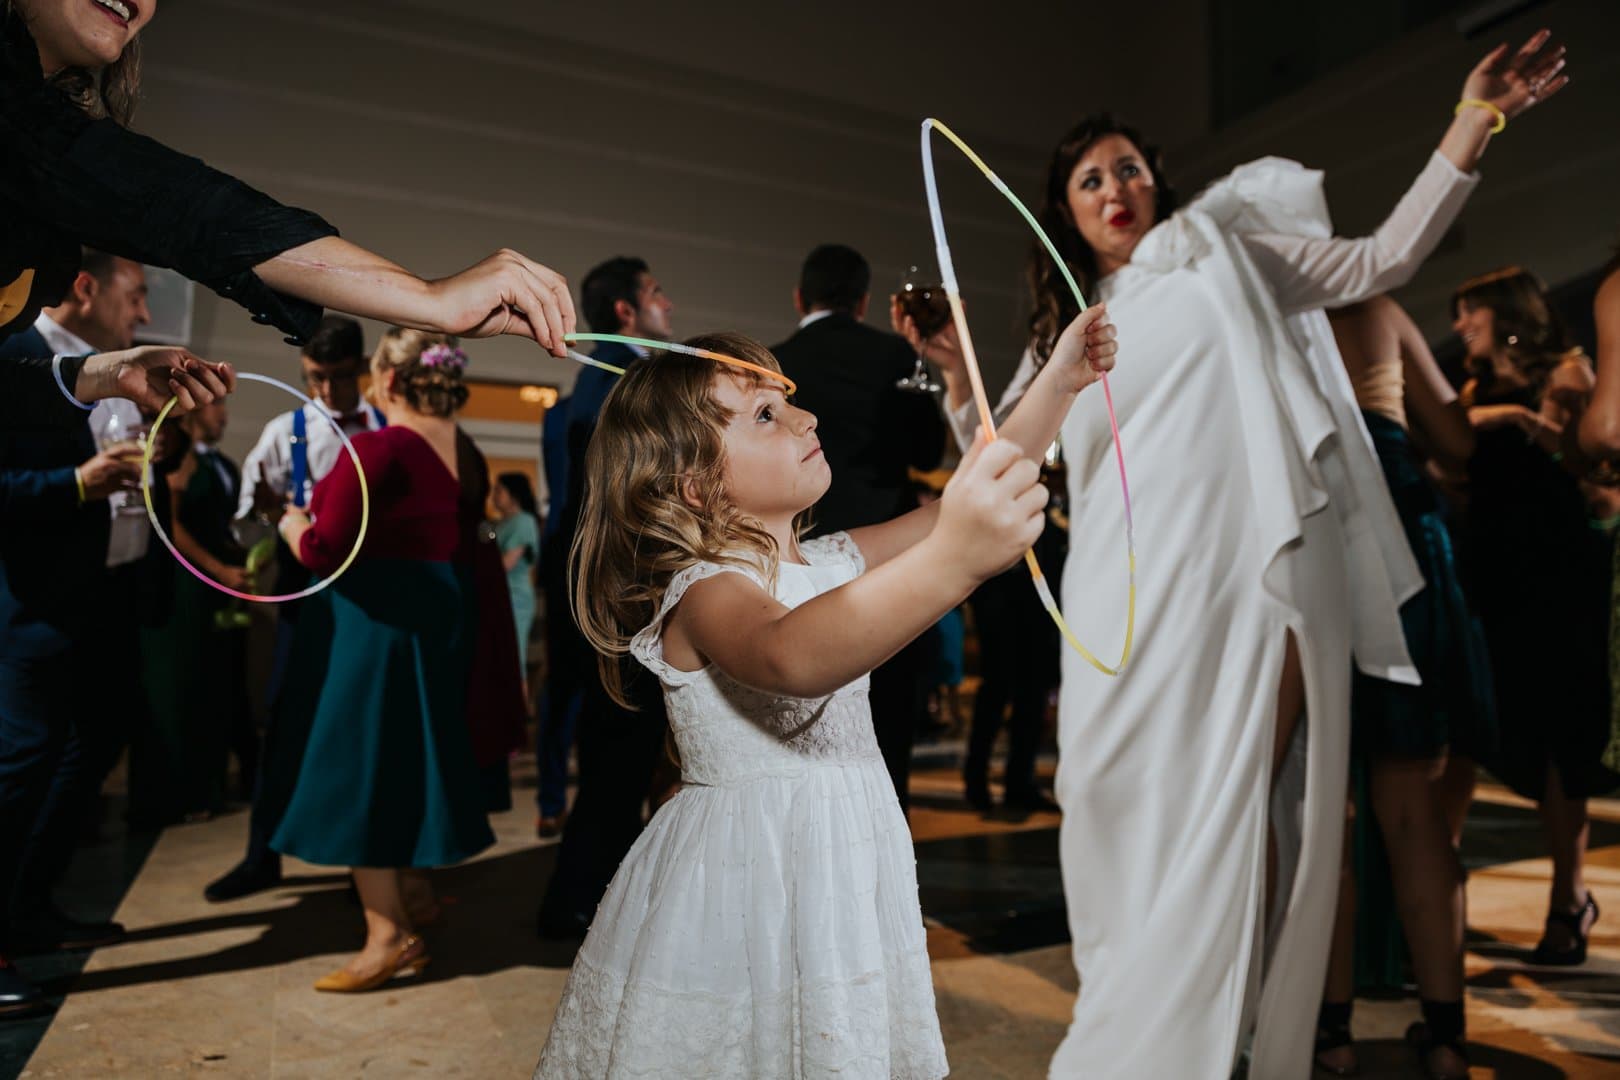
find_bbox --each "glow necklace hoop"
[564,333,799,397]
[921,117,1136,676]
[141,372,371,604]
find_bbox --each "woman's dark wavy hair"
[1027,113,1177,364]
[1450,266,1575,401]
[6,1,142,125]
[496,471,540,518]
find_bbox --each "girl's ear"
[679,474,704,510]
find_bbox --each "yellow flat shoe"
[313,936,429,993]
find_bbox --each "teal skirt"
[1351,413,1496,759]
[266,559,494,868]
[1350,413,1497,990]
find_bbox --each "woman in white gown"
[900,32,1567,1078]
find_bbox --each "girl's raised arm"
[671,439,1046,698]
[848,305,1116,570]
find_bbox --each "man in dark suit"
[533,389,578,837]
[0,251,153,1017]
[537,257,676,938]
[772,244,947,811]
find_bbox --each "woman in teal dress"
[491,472,540,665]
[269,329,492,993]
[1316,297,1495,1079]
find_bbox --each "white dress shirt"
[33,313,151,567]
[236,401,382,518]
[796,309,835,330]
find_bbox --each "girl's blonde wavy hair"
[570,332,805,707]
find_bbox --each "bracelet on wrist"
[1455,98,1506,134]
[53,355,96,411]
[74,467,87,505]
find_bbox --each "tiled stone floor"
[6,751,1619,1078]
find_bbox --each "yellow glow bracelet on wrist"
[921,118,1136,677]
[1455,98,1506,134]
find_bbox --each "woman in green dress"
[1315,296,1495,1078]
[270,329,493,992]
[492,471,540,670]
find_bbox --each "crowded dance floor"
[2,0,1618,1077]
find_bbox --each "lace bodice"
[629,533,882,787]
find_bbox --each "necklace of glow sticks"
[921,118,1135,676]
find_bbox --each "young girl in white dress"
[533,316,1116,1079]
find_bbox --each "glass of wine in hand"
[896,266,950,394]
[97,406,150,518]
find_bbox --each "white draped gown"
[947,152,1478,1078]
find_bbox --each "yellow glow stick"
[921,118,1136,676]
[565,333,798,397]
[141,372,370,603]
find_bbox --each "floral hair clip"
[420,344,469,372]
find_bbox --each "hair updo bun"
[371,327,471,418]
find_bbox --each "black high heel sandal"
[1405,1021,1470,1080]
[1314,1003,1358,1077]
[1531,892,1598,966]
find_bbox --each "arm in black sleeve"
[0,465,79,521]
[49,121,337,343]
[6,44,338,343]
[0,354,95,429]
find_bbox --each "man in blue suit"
[537,257,675,936]
[0,252,152,1016]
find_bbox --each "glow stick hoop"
[141,372,370,604]
[565,333,799,396]
[921,117,1135,676]
[564,349,629,376]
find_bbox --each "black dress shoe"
[10,907,125,953]
[1003,790,1061,813]
[204,859,283,903]
[963,783,993,813]
[0,958,50,1019]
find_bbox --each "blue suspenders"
[289,406,386,508]
[289,407,309,508]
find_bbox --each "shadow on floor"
[34,844,580,1003]
[0,797,160,1080]
[1307,1038,1572,1078]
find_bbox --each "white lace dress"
[534,533,948,1080]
